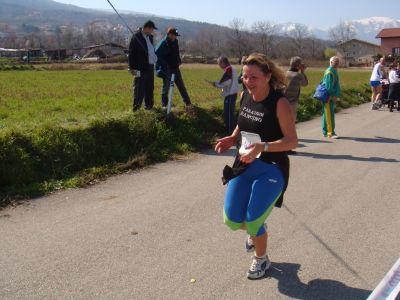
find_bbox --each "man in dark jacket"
[128,20,158,111]
[155,27,192,108]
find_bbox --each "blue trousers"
[223,159,284,237]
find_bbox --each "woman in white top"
[370,57,386,109]
[388,63,400,84]
[388,62,400,112]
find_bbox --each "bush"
[324,48,337,60]
[0,107,224,206]
[297,85,371,122]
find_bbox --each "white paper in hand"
[239,131,262,157]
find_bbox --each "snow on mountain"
[350,17,400,42]
[276,17,400,42]
[276,22,330,40]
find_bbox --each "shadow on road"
[299,138,333,144]
[267,262,371,300]
[298,138,333,149]
[338,136,400,144]
[296,152,399,163]
[268,205,372,299]
[203,148,237,157]
[283,204,368,286]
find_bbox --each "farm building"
[82,43,127,59]
[336,39,381,67]
[376,28,400,56]
[0,48,45,60]
[0,48,25,58]
[45,49,67,61]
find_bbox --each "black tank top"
[222,89,290,208]
[238,89,285,143]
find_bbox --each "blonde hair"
[244,53,287,90]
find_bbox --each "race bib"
[239,131,261,157]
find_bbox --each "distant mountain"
[276,17,400,43]
[350,17,400,42]
[1,0,398,45]
[276,22,330,40]
[0,0,224,40]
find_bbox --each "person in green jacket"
[322,56,342,138]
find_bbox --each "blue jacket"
[155,36,181,78]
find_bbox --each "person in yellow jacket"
[322,56,342,138]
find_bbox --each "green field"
[0,65,372,205]
[0,66,371,134]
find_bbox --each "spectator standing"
[322,56,341,138]
[128,20,158,111]
[238,55,248,92]
[284,56,308,122]
[210,56,239,135]
[155,27,192,109]
[388,62,400,112]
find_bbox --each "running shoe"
[247,255,271,279]
[245,236,255,252]
[331,134,339,139]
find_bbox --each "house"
[82,43,126,59]
[376,28,400,55]
[0,48,25,58]
[0,48,44,60]
[45,49,67,60]
[336,39,381,67]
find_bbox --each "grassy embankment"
[0,66,371,207]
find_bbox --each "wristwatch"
[263,142,269,152]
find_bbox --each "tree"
[251,21,276,57]
[286,23,310,57]
[227,18,249,62]
[329,21,356,65]
[329,21,356,44]
[324,48,337,59]
[191,27,226,57]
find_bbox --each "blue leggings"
[223,159,284,237]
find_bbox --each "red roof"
[376,28,400,38]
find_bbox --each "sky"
[55,0,400,30]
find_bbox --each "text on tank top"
[238,89,284,143]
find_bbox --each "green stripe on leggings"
[246,191,282,236]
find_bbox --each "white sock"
[255,254,267,260]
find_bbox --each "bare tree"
[329,21,356,44]
[252,21,276,57]
[227,18,249,62]
[62,26,74,49]
[286,23,310,57]
[329,21,356,65]
[3,30,18,48]
[191,27,225,57]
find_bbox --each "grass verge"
[0,106,224,208]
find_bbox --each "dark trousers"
[161,68,191,106]
[224,94,237,135]
[133,64,154,110]
[388,82,400,111]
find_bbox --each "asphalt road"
[1,103,399,300]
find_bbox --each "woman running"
[370,57,386,110]
[215,53,298,279]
